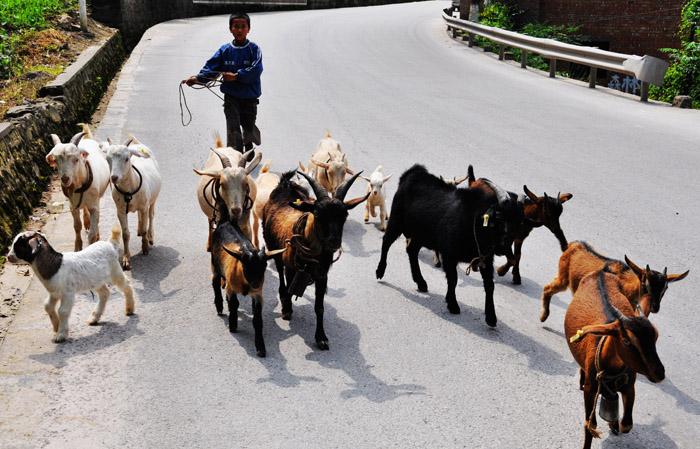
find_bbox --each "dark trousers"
[223,95,260,152]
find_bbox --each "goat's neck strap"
[204,177,221,222]
[114,166,143,215]
[466,215,493,275]
[70,161,94,210]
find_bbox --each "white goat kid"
[6,225,135,343]
[194,139,262,250]
[46,130,110,251]
[252,159,279,248]
[361,165,393,231]
[299,132,355,197]
[101,135,161,270]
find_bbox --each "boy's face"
[230,18,250,43]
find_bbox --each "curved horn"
[122,138,134,147]
[482,179,509,203]
[297,170,328,199]
[211,147,232,168]
[50,134,62,146]
[239,149,254,167]
[70,132,87,146]
[454,175,468,185]
[222,245,243,260]
[311,158,330,170]
[335,171,363,202]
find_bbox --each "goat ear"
[80,148,90,158]
[637,296,651,317]
[624,255,644,277]
[571,321,621,342]
[289,200,315,213]
[50,134,62,146]
[312,158,330,170]
[667,269,689,283]
[298,161,307,173]
[523,185,539,202]
[265,247,287,259]
[222,245,243,260]
[559,193,573,203]
[383,174,393,183]
[123,138,134,147]
[344,192,370,210]
[245,152,262,174]
[46,150,57,167]
[129,148,150,158]
[345,167,355,176]
[454,175,467,185]
[193,168,222,179]
[360,176,371,183]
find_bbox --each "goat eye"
[623,339,631,346]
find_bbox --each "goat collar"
[72,161,94,209]
[585,336,630,431]
[113,165,143,215]
[466,215,494,275]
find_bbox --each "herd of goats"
[5,126,690,448]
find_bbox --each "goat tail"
[77,123,94,140]
[109,224,122,248]
[298,161,307,173]
[124,132,141,145]
[467,165,475,184]
[325,130,332,138]
[212,130,224,149]
[261,159,272,174]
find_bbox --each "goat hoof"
[52,333,68,343]
[608,421,620,435]
[497,265,509,276]
[447,302,461,314]
[88,315,99,325]
[485,315,497,327]
[257,349,266,358]
[281,312,293,321]
[417,281,428,292]
[229,320,238,333]
[539,309,549,322]
[620,422,633,434]
[317,340,329,350]
[376,263,386,279]
[511,277,521,285]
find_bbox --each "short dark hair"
[229,12,250,28]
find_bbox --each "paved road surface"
[2,2,699,448]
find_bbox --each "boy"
[184,12,262,160]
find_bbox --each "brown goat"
[467,165,572,284]
[541,241,689,322]
[565,269,665,449]
[262,170,368,350]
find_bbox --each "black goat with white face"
[376,164,526,327]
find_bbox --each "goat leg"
[406,240,427,292]
[227,292,239,333]
[443,259,461,314]
[88,285,111,325]
[252,295,266,357]
[480,262,497,327]
[314,278,329,350]
[212,274,224,315]
[54,292,76,343]
[71,208,83,252]
[617,378,636,434]
[87,205,100,245]
[44,294,60,333]
[582,382,601,449]
[277,262,293,320]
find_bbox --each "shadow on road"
[129,245,182,302]
[600,416,678,449]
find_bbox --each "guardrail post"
[521,50,528,68]
[549,59,556,78]
[589,67,597,88]
[498,45,505,60]
[452,27,457,38]
[468,33,475,47]
[640,82,650,102]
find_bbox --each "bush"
[650,0,700,108]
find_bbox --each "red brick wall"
[518,0,685,59]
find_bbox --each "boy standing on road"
[183,12,262,160]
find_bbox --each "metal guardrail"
[193,0,307,5]
[443,13,669,102]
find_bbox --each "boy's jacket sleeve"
[196,48,224,82]
[235,46,263,84]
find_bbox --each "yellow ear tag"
[570,330,584,343]
[294,199,301,205]
[482,214,489,227]
[140,148,150,156]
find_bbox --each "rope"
[113,165,143,216]
[586,336,629,435]
[71,160,94,210]
[179,72,226,127]
[465,216,493,275]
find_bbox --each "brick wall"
[508,0,685,60]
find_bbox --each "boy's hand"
[222,72,237,82]
[183,76,199,86]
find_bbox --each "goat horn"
[211,147,232,168]
[297,170,328,199]
[482,179,509,203]
[70,132,87,146]
[311,158,330,170]
[222,245,243,259]
[335,170,363,202]
[239,149,254,168]
[122,138,134,147]
[454,175,468,185]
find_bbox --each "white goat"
[6,225,135,343]
[101,135,161,270]
[252,159,279,248]
[299,131,355,197]
[194,134,261,250]
[46,127,110,251]
[361,165,393,231]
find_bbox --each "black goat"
[376,164,525,327]
[262,170,368,350]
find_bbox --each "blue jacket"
[197,40,262,99]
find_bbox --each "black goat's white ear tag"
[482,214,489,227]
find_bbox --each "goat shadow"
[377,280,574,377]
[128,245,182,302]
[30,315,144,369]
[654,377,700,415]
[600,416,678,448]
[341,217,378,259]
[287,297,426,403]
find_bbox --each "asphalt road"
[2,2,699,448]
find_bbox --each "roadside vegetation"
[0,0,90,117]
[466,1,700,109]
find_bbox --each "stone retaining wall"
[0,31,125,256]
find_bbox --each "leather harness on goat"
[114,165,143,216]
[203,177,253,228]
[585,335,630,432]
[71,161,94,210]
